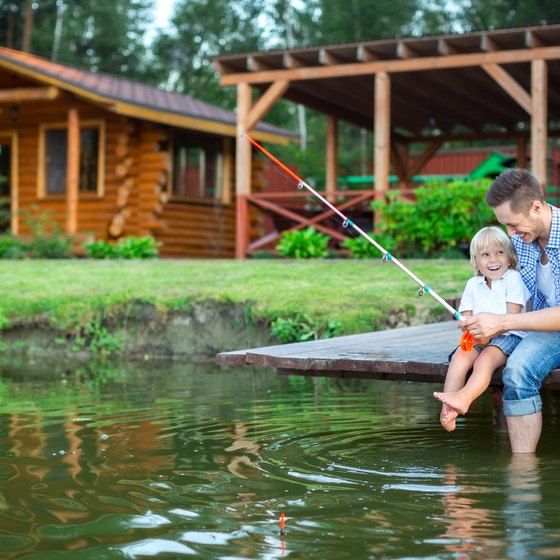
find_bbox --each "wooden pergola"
[214,24,560,258]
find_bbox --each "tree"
[151,0,267,108]
[452,0,560,31]
[0,0,157,82]
[305,0,420,44]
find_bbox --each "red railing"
[235,188,416,258]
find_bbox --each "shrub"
[372,180,496,258]
[341,232,397,259]
[276,226,331,259]
[83,236,161,259]
[82,239,120,259]
[117,236,161,259]
[29,234,73,258]
[0,235,28,259]
[24,207,73,258]
[0,208,73,259]
[271,314,341,343]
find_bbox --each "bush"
[341,233,397,259]
[82,239,120,259]
[83,236,161,259]
[271,314,341,343]
[29,234,73,258]
[0,235,28,259]
[372,180,496,258]
[0,208,73,259]
[24,207,73,258]
[276,226,331,259]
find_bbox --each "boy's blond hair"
[469,226,517,275]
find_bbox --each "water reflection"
[504,454,544,559]
[0,359,560,559]
[437,464,501,557]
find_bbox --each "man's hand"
[459,312,507,342]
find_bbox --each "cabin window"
[39,121,105,197]
[171,135,223,200]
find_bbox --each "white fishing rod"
[243,133,474,351]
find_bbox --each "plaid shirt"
[512,204,560,311]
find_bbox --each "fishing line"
[244,133,474,352]
[258,151,372,254]
[260,154,349,233]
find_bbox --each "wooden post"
[374,72,391,196]
[222,137,233,205]
[235,83,252,259]
[326,115,338,202]
[5,132,19,235]
[516,136,527,169]
[66,107,80,236]
[531,59,548,188]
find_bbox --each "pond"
[1,358,560,559]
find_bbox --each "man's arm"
[460,307,560,339]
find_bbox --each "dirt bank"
[0,299,451,362]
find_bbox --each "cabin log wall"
[0,86,240,258]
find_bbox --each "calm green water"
[1,359,560,559]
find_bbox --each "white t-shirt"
[537,260,557,307]
[459,268,531,338]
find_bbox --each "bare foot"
[433,390,472,415]
[439,402,458,431]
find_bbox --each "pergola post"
[374,72,390,196]
[235,83,252,259]
[326,115,338,202]
[66,107,79,236]
[516,136,528,169]
[531,59,548,188]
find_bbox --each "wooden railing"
[236,189,412,258]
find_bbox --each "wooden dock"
[216,321,560,388]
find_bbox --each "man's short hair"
[486,168,544,214]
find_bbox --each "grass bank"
[0,259,472,336]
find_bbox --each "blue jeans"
[502,332,560,416]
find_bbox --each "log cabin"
[0,47,295,257]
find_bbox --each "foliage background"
[2,0,560,179]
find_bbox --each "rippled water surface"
[2,359,560,559]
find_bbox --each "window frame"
[37,119,106,199]
[168,132,227,204]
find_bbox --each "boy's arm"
[506,302,523,314]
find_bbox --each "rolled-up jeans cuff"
[503,395,542,416]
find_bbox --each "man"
[461,168,560,453]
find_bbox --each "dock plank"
[217,321,455,378]
[216,321,560,388]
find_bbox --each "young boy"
[434,226,531,431]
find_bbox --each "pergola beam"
[482,63,532,114]
[221,46,560,85]
[405,139,444,182]
[244,80,290,131]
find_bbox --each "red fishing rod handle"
[460,330,474,352]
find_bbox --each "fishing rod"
[243,133,474,352]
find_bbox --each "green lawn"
[0,259,472,334]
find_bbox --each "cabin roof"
[0,47,295,143]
